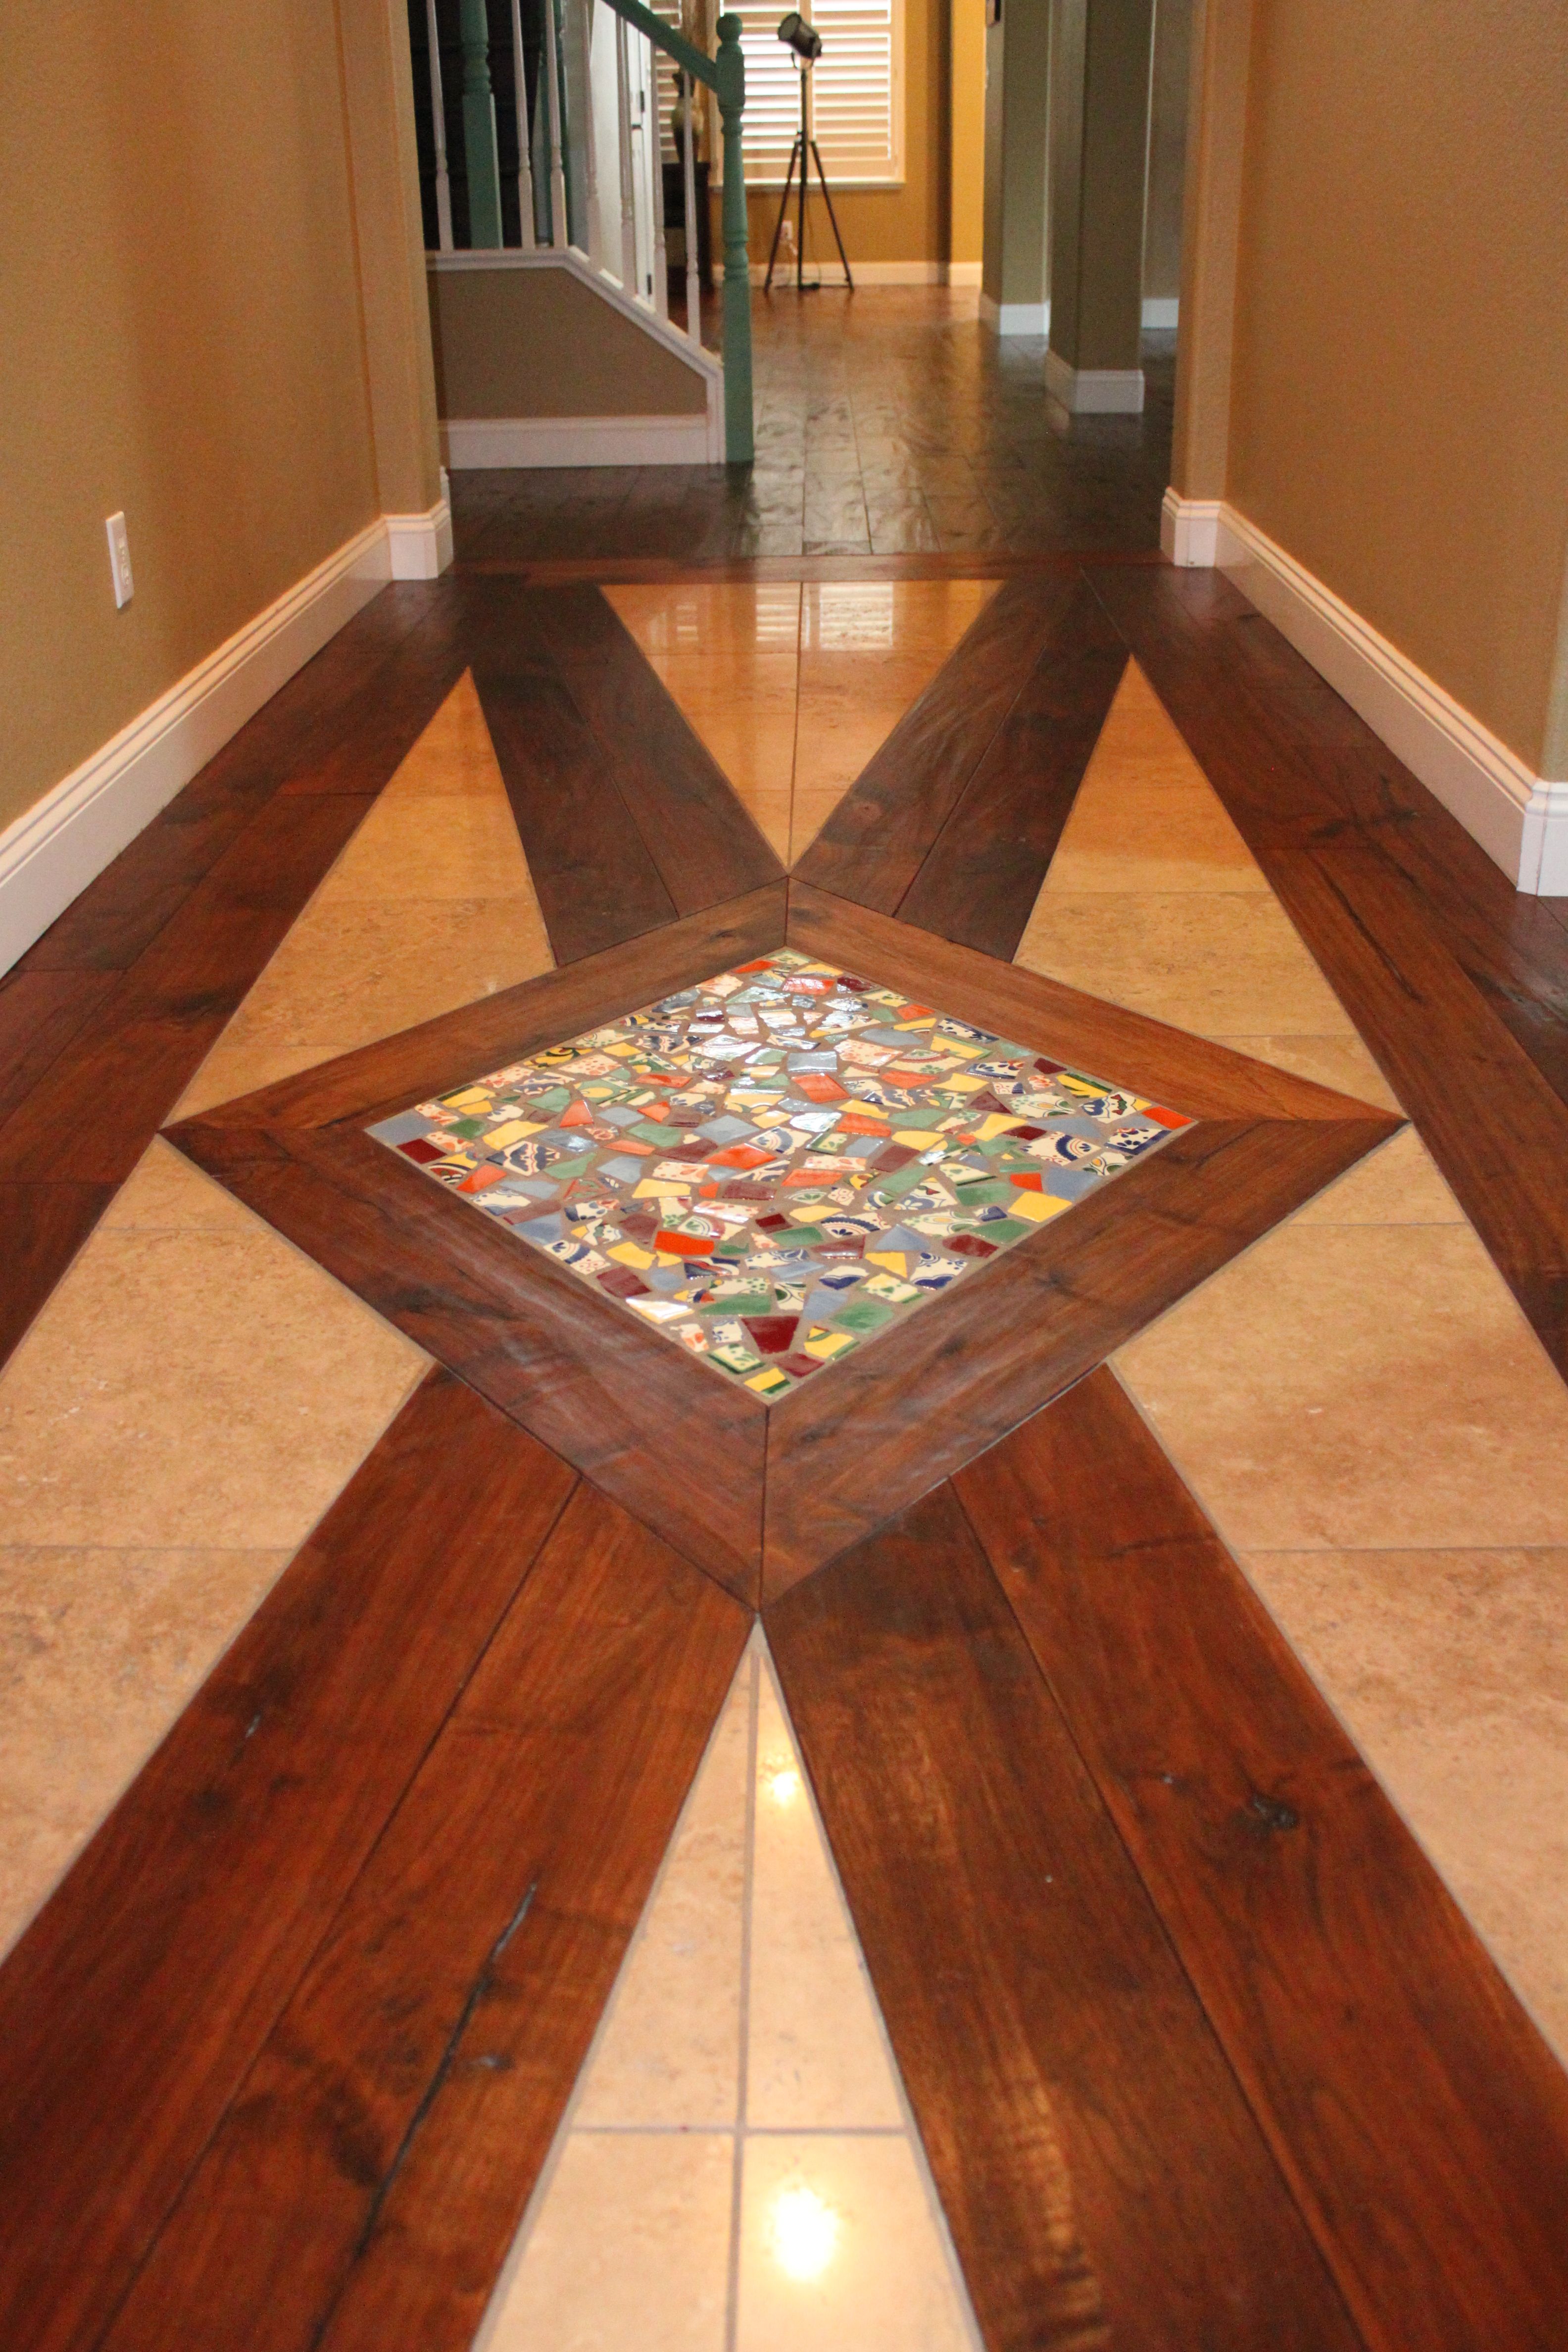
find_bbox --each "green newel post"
[460,0,504,248]
[715,14,754,466]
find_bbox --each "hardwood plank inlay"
[99,1482,748,2352]
[766,1485,1362,2352]
[0,1372,576,2352]
[956,1367,1568,2352]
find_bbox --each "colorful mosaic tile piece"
[367,949,1191,1397]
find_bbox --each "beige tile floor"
[479,1635,980,2352]
[1019,660,1568,2057]
[604,579,999,865]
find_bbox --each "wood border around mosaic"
[170,883,1399,1604]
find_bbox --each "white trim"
[428,245,721,385]
[385,489,454,580]
[1161,492,1568,893]
[1142,295,1179,328]
[441,410,720,467]
[1045,350,1145,413]
[946,260,983,287]
[1160,487,1221,567]
[979,292,1048,336]
[0,519,403,975]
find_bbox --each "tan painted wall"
[950,0,986,265]
[740,0,948,264]
[428,266,708,417]
[0,0,407,835]
[1228,0,1568,772]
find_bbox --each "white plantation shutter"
[727,0,902,184]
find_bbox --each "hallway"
[1,557,1566,2350]
[453,289,1177,563]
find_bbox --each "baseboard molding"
[1160,491,1568,892]
[441,409,719,468]
[1142,296,1179,329]
[1045,350,1145,414]
[979,293,1048,337]
[0,506,452,975]
[751,260,975,288]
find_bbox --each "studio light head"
[777,11,823,61]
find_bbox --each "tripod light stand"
[764,13,853,292]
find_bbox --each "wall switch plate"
[105,512,134,608]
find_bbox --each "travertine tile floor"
[478,1635,981,2352]
[1015,658,1568,2051]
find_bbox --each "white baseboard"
[386,490,453,579]
[1160,487,1221,567]
[441,409,719,468]
[1160,491,1568,892]
[979,293,1048,336]
[1142,296,1179,329]
[751,260,976,288]
[0,507,451,975]
[1045,350,1145,414]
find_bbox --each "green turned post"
[715,14,754,466]
[460,0,504,248]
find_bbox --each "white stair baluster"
[577,0,603,265]
[425,0,454,251]
[650,41,669,316]
[542,0,567,247]
[510,0,537,247]
[682,66,700,345]
[615,17,638,294]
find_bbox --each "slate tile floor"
[372,946,1184,1396]
[451,289,1176,563]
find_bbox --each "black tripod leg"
[811,139,854,289]
[765,138,801,292]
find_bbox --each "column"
[1046,0,1155,411]
[979,0,1051,336]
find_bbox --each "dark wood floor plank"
[762,1114,1393,1598]
[793,578,1085,913]
[191,882,786,1131]
[895,580,1127,957]
[535,585,784,911]
[0,1371,576,2352]
[0,791,376,1189]
[0,971,116,1122]
[170,1120,766,1603]
[786,881,1388,1122]
[766,1486,1362,2352]
[0,1181,116,1369]
[471,648,679,965]
[101,1482,748,2352]
[14,586,444,975]
[956,1369,1568,2352]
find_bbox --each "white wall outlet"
[105,512,134,609]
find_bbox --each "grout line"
[723,1636,762,2352]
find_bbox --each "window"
[726,0,903,186]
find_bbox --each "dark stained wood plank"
[100,1482,748,2352]
[1082,567,1568,1375]
[0,791,376,1187]
[191,881,786,1131]
[762,1114,1394,1599]
[17,585,449,973]
[766,1485,1363,2352]
[171,1120,766,1604]
[0,971,116,1122]
[0,1371,577,2352]
[535,585,784,910]
[471,651,679,965]
[793,577,1087,912]
[787,881,1389,1122]
[0,1181,116,1372]
[956,1368,1568,2352]
[896,581,1127,957]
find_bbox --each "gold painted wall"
[0,1,387,833]
[1228,0,1568,771]
[949,0,986,266]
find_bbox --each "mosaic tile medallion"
[368,950,1191,1399]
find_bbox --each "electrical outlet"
[105,512,134,609]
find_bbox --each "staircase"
[410,0,753,466]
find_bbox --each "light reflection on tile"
[371,948,1187,1399]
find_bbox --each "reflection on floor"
[372,944,1183,1397]
[480,1635,980,2352]
[452,290,1175,563]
